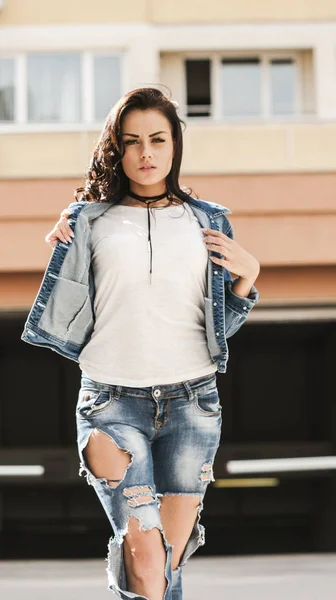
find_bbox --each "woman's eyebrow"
[121,131,168,137]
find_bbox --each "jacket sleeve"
[222,217,260,339]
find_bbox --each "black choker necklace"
[127,190,168,202]
[127,190,169,285]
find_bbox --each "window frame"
[0,53,16,123]
[182,50,303,123]
[0,50,124,132]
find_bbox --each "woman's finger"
[45,209,74,246]
[45,235,57,248]
[206,243,228,255]
[210,255,230,268]
[45,224,71,246]
[204,239,228,250]
[57,222,73,243]
[202,228,231,242]
[60,210,75,238]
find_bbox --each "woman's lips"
[140,166,156,170]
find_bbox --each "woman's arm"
[202,218,260,338]
[45,208,74,248]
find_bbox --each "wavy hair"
[74,86,197,205]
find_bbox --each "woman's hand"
[45,209,74,248]
[202,228,260,282]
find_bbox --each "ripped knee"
[124,485,156,507]
[200,462,214,483]
[80,428,133,488]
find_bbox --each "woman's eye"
[124,138,165,145]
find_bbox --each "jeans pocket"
[193,384,222,417]
[76,387,113,418]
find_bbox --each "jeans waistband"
[80,372,217,398]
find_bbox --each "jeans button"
[153,389,161,398]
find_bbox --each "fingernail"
[70,231,75,237]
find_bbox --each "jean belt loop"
[113,385,122,401]
[182,380,194,402]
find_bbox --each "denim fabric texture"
[76,371,222,599]
[21,195,260,372]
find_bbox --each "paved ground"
[0,554,336,599]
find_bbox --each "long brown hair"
[75,86,196,205]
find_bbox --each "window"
[221,58,261,117]
[27,54,81,123]
[94,55,121,121]
[0,58,14,122]
[184,52,302,120]
[185,59,211,117]
[0,52,122,128]
[270,59,296,115]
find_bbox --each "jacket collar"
[69,195,231,221]
[187,196,231,217]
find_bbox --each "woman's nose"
[141,144,153,159]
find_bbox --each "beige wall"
[3,123,336,179]
[152,1,336,23]
[0,132,97,179]
[0,1,148,25]
[3,0,336,25]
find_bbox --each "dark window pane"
[0,58,15,121]
[185,59,211,117]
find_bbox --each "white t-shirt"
[78,201,217,386]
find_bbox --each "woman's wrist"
[232,267,260,299]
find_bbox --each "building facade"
[1,0,336,312]
[1,0,336,556]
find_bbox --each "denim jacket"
[21,196,260,373]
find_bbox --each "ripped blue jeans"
[76,372,222,600]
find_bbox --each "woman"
[22,87,260,600]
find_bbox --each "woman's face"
[120,109,175,193]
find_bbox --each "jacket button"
[216,332,219,336]
[213,302,217,306]
[214,270,218,275]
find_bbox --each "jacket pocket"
[39,277,93,345]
